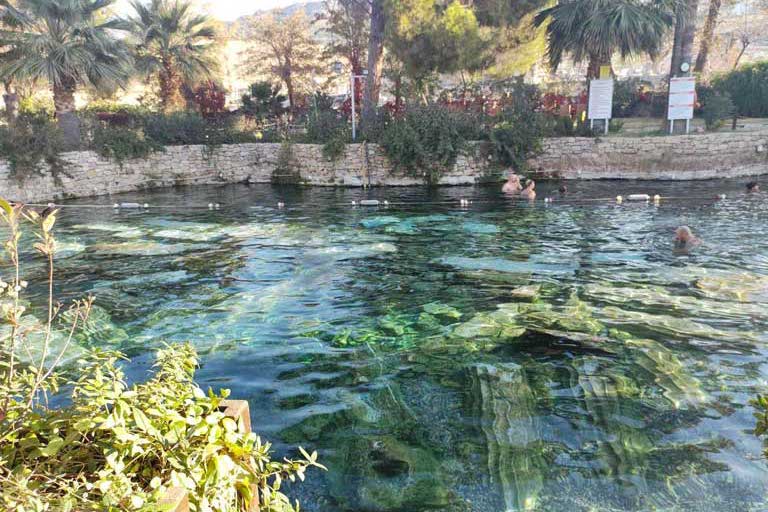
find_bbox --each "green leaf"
[39,436,65,457]
[0,198,11,215]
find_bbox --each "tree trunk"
[285,74,295,117]
[732,41,748,70]
[694,0,721,73]
[361,0,386,136]
[667,0,699,129]
[159,59,184,112]
[669,0,700,78]
[3,82,19,122]
[53,77,80,149]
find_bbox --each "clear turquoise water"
[14,181,768,511]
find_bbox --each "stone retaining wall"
[2,130,767,202]
[528,131,768,180]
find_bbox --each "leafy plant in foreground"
[0,198,324,511]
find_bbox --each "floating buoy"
[143,203,149,208]
[627,194,650,202]
[383,200,390,206]
[718,194,727,200]
[117,202,142,209]
[616,195,623,204]
[351,200,358,206]
[277,202,285,209]
[208,203,214,209]
[359,199,380,206]
[653,194,661,203]
[113,203,120,209]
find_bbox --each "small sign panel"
[588,79,614,120]
[599,65,611,79]
[668,77,696,120]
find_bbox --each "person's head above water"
[747,181,760,193]
[524,180,535,190]
[675,225,697,243]
[558,184,568,194]
[507,173,520,183]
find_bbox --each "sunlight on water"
[7,181,768,511]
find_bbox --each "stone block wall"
[528,131,768,180]
[1,130,767,203]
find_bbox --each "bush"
[241,81,287,122]
[701,92,735,131]
[0,113,63,177]
[380,105,469,184]
[142,112,258,146]
[91,124,164,164]
[303,109,350,161]
[490,106,545,170]
[540,115,597,137]
[712,61,768,118]
[0,200,324,512]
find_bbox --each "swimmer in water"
[674,225,700,252]
[502,173,522,194]
[520,180,536,200]
[558,184,568,195]
[747,181,760,193]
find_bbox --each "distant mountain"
[229,1,325,37]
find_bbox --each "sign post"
[667,76,696,135]
[588,79,613,135]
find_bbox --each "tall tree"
[534,0,676,80]
[669,0,699,78]
[318,0,369,75]
[693,0,721,73]
[0,0,131,146]
[386,0,490,93]
[127,0,217,112]
[248,11,323,114]
[361,0,385,132]
[317,0,369,108]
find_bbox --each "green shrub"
[0,199,324,512]
[541,115,596,137]
[701,92,735,131]
[0,113,63,178]
[92,124,164,164]
[142,112,258,147]
[380,105,468,184]
[712,61,768,117]
[304,109,350,162]
[490,108,544,170]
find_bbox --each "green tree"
[0,0,131,146]
[534,0,676,79]
[127,0,217,112]
[241,81,287,121]
[387,0,490,97]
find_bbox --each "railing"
[158,399,258,512]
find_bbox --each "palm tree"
[127,0,217,112]
[0,0,131,145]
[534,0,676,79]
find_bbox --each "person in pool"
[747,182,760,193]
[502,173,522,194]
[520,180,536,200]
[674,226,700,251]
[558,184,568,195]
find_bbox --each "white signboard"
[588,79,614,120]
[667,77,696,121]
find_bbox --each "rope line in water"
[19,193,728,211]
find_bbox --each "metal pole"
[685,118,690,134]
[351,74,356,141]
[604,119,609,135]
